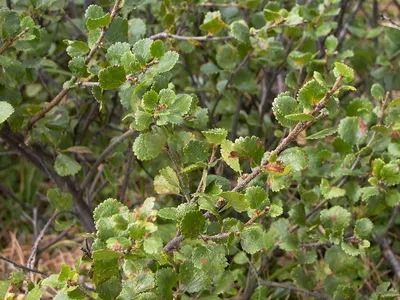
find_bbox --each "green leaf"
[106,237,131,250]
[0,280,10,300]
[297,79,327,109]
[245,186,270,209]
[93,198,124,222]
[169,94,192,116]
[144,235,163,254]
[285,113,315,121]
[119,272,155,299]
[106,42,131,66]
[325,245,358,274]
[306,127,337,139]
[221,140,241,172]
[333,62,354,82]
[278,147,308,172]
[105,17,128,43]
[0,101,14,124]
[272,93,300,128]
[68,56,89,77]
[156,268,177,300]
[148,51,179,75]
[133,129,167,161]
[180,261,208,293]
[192,244,227,277]
[288,51,313,70]
[157,207,177,220]
[388,98,400,108]
[92,249,123,260]
[46,188,73,211]
[25,285,43,300]
[263,2,285,23]
[371,125,392,136]
[385,189,400,207]
[269,203,283,217]
[54,153,81,176]
[233,136,264,166]
[341,242,362,257]
[65,40,90,57]
[338,116,363,145]
[133,110,152,131]
[325,35,338,52]
[200,11,227,34]
[154,167,180,195]
[371,83,385,101]
[183,140,208,164]
[98,66,126,90]
[216,44,239,70]
[291,266,312,290]
[97,276,121,300]
[359,186,379,201]
[85,5,111,30]
[240,225,266,254]
[133,38,153,65]
[354,218,373,239]
[180,210,206,238]
[289,203,306,226]
[230,21,249,42]
[220,191,248,213]
[320,178,346,199]
[150,40,166,58]
[320,206,351,233]
[380,164,400,186]
[202,128,228,144]
[142,90,159,112]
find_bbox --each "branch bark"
[260,280,333,300]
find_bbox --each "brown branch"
[0,254,48,277]
[150,32,234,41]
[260,280,333,300]
[0,125,95,232]
[377,238,400,279]
[163,231,184,253]
[0,27,30,55]
[76,81,100,87]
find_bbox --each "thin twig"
[120,146,134,203]
[166,145,190,202]
[80,130,136,193]
[0,27,30,55]
[210,51,253,124]
[0,254,48,277]
[27,210,59,270]
[150,32,234,41]
[337,0,365,49]
[260,280,333,300]
[76,81,100,87]
[385,204,400,235]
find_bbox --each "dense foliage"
[1,0,400,299]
